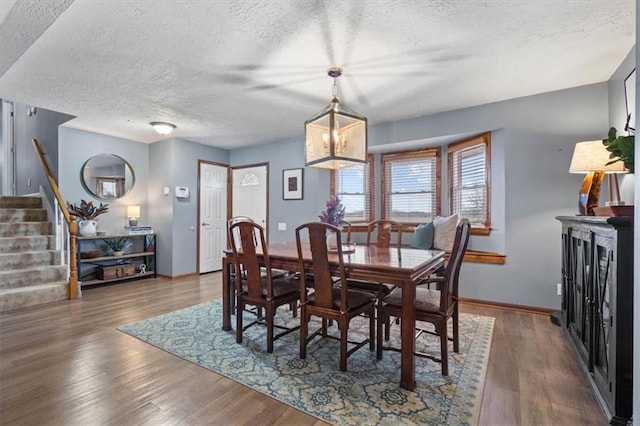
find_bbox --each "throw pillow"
[411,222,434,250]
[433,214,459,251]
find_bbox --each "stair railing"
[32,139,79,299]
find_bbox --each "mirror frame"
[80,154,135,200]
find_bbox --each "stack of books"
[128,225,154,235]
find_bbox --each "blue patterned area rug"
[118,299,494,426]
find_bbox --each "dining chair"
[376,219,471,376]
[348,220,404,311]
[228,219,301,353]
[295,222,376,371]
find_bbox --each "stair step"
[0,250,62,271]
[0,196,42,209]
[0,282,68,312]
[0,222,52,237]
[0,235,55,253]
[0,208,48,222]
[0,265,67,290]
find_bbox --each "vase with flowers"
[67,199,109,236]
[318,195,345,249]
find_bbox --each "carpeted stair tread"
[0,250,62,270]
[0,265,67,290]
[0,196,42,209]
[0,235,55,253]
[0,195,68,311]
[0,208,48,222]
[0,282,68,312]
[0,222,52,237]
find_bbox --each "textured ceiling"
[0,0,635,150]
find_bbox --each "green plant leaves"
[603,127,634,173]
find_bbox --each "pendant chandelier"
[304,68,367,169]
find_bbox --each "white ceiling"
[0,0,635,150]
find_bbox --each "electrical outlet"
[557,283,562,296]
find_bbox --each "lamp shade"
[127,205,140,219]
[569,140,628,173]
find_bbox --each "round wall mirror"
[80,154,135,200]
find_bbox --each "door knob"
[202,222,210,226]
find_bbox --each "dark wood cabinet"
[557,216,633,425]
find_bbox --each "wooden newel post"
[68,221,79,299]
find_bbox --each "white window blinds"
[333,157,372,222]
[448,135,490,227]
[382,149,440,223]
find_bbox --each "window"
[448,133,491,230]
[381,148,441,224]
[330,154,373,223]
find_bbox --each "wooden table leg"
[222,256,232,331]
[400,279,416,390]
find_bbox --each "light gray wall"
[231,82,610,309]
[14,102,73,199]
[58,127,149,235]
[148,139,174,277]
[148,138,229,277]
[608,46,636,204]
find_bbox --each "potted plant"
[101,237,131,256]
[67,199,110,236]
[319,195,346,248]
[603,127,634,173]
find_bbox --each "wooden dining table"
[221,242,445,391]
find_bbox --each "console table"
[556,216,633,425]
[76,233,157,287]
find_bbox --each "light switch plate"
[163,186,170,195]
[278,223,287,231]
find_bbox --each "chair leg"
[453,308,459,353]
[300,307,308,360]
[384,315,391,341]
[290,301,298,318]
[340,321,348,372]
[369,306,375,351]
[236,298,243,344]
[322,318,328,337]
[439,322,449,376]
[266,304,274,353]
[376,308,384,360]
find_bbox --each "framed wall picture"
[283,168,303,200]
[624,68,635,131]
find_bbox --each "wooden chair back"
[295,222,348,311]
[439,219,471,313]
[228,219,272,299]
[366,220,403,248]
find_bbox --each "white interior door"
[232,164,268,231]
[199,162,227,273]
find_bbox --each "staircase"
[0,196,68,312]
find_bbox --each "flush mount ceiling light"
[150,121,176,135]
[304,67,367,169]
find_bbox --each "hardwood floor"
[0,274,606,425]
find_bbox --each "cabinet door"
[562,228,575,327]
[591,232,614,410]
[570,231,591,365]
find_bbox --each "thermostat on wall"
[175,186,190,198]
